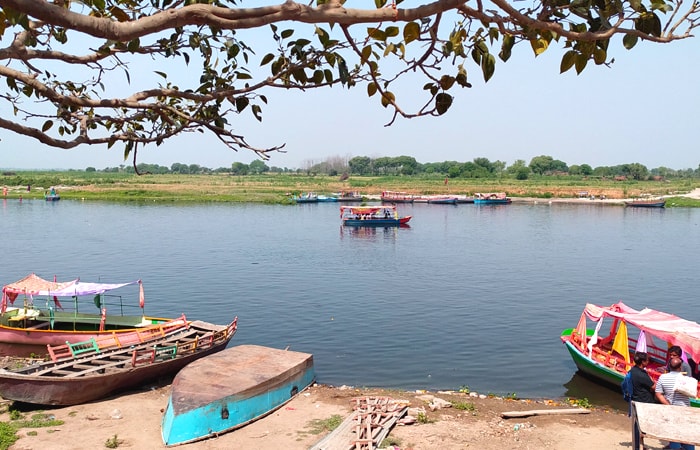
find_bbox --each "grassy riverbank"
[2,172,699,206]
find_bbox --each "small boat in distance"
[335,191,363,202]
[624,197,666,208]
[560,302,700,407]
[340,205,411,227]
[293,192,319,203]
[381,191,415,203]
[474,192,511,205]
[44,187,60,201]
[162,345,315,446]
[427,195,458,205]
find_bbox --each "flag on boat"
[612,321,630,363]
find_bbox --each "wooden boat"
[44,188,60,201]
[0,317,237,405]
[317,194,339,202]
[624,198,666,208]
[560,302,700,407]
[294,192,319,203]
[0,274,177,356]
[427,196,458,205]
[455,195,475,204]
[473,192,511,204]
[335,191,363,202]
[380,191,415,203]
[161,344,314,446]
[340,205,412,227]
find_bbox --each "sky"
[1,15,699,171]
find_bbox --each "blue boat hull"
[474,198,510,204]
[342,218,405,227]
[161,345,315,446]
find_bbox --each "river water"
[1,198,698,405]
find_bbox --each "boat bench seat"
[67,338,100,357]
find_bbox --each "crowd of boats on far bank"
[292,189,666,228]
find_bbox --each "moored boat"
[161,344,314,446]
[624,198,666,208]
[0,317,238,405]
[317,194,339,202]
[427,196,458,205]
[380,191,415,203]
[335,190,363,202]
[473,192,511,204]
[560,302,700,407]
[293,192,319,203]
[340,205,411,227]
[0,274,178,356]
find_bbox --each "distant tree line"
[91,155,700,180]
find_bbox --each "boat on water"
[162,344,314,446]
[560,302,700,407]
[455,195,475,204]
[0,317,238,405]
[44,187,60,201]
[473,192,511,204]
[380,191,415,203]
[0,273,177,355]
[335,190,363,202]
[317,194,339,202]
[293,192,319,203]
[340,205,412,227]
[624,198,666,208]
[426,196,458,205]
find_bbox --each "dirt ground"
[3,382,674,450]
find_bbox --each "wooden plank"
[633,401,700,447]
[501,408,591,418]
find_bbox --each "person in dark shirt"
[630,352,656,450]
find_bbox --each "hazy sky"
[1,23,698,171]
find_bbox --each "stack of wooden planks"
[310,396,408,450]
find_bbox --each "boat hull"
[624,201,665,208]
[161,344,315,446]
[0,320,236,405]
[0,315,176,356]
[474,198,511,204]
[342,216,411,227]
[560,329,700,408]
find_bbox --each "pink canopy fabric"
[583,301,700,362]
[2,273,77,296]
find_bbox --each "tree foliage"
[1,0,698,166]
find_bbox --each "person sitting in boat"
[50,187,56,196]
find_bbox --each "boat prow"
[161,344,315,446]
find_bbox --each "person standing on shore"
[655,357,696,450]
[630,352,656,450]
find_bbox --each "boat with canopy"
[340,206,411,227]
[561,302,700,407]
[0,273,175,355]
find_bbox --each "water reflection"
[339,224,409,240]
[563,372,627,411]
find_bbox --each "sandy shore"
[4,382,675,450]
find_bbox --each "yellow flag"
[611,321,630,363]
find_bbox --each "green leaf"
[622,34,638,50]
[154,71,167,79]
[367,82,378,97]
[41,120,53,132]
[127,38,140,53]
[260,53,275,66]
[235,97,249,112]
[374,0,387,7]
[575,53,588,74]
[109,6,129,22]
[481,53,495,82]
[435,93,453,115]
[380,91,395,108]
[560,50,576,73]
[403,22,420,44]
[251,104,262,122]
[499,34,514,62]
[312,70,324,84]
[385,26,399,38]
[439,75,455,90]
[367,28,387,41]
[360,46,372,65]
[593,48,606,65]
[281,29,294,39]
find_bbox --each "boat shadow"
[563,371,628,412]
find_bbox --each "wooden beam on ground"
[501,408,591,418]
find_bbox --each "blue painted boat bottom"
[162,345,315,446]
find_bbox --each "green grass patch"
[307,414,343,435]
[0,409,65,450]
[453,401,476,412]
